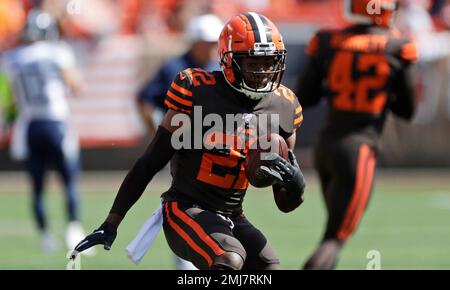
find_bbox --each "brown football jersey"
[298,25,418,147]
[163,68,302,216]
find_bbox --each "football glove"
[260,150,305,195]
[70,221,117,260]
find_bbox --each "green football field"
[0,169,449,270]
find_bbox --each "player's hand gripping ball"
[245,133,289,188]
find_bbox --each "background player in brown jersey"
[71,13,305,270]
[297,0,418,269]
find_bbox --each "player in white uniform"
[1,9,91,254]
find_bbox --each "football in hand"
[245,133,289,188]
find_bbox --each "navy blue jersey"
[1,41,76,121]
[138,52,220,110]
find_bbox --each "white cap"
[185,14,224,43]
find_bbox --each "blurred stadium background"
[1,0,450,269]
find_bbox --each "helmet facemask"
[221,44,287,100]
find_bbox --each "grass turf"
[0,170,449,269]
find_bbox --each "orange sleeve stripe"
[295,106,302,114]
[167,90,192,107]
[164,99,191,114]
[164,202,213,266]
[294,115,303,125]
[401,42,418,63]
[171,82,193,97]
[172,202,225,256]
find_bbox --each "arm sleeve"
[164,69,194,114]
[295,33,325,108]
[109,126,176,217]
[391,65,416,120]
[390,41,419,120]
[277,87,303,135]
[292,97,303,131]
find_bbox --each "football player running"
[73,13,305,270]
[297,0,417,269]
[1,9,88,254]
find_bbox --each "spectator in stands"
[136,14,223,140]
[0,0,26,51]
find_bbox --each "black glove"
[260,150,305,195]
[70,221,117,259]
